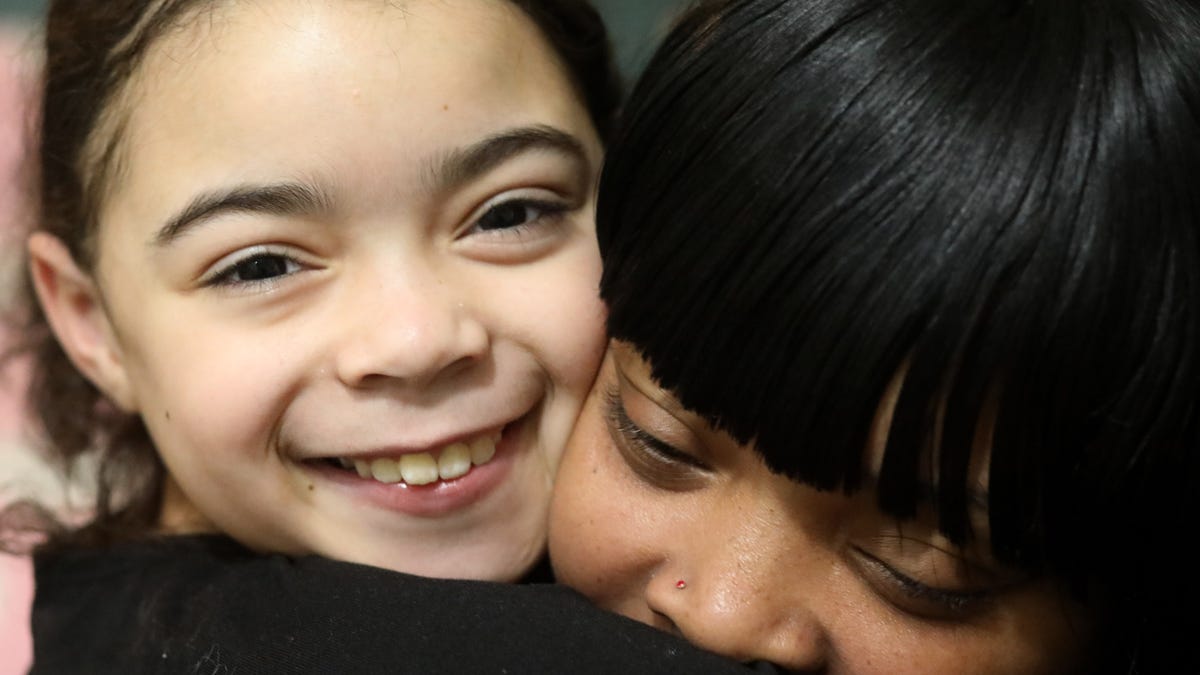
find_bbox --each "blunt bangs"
[597,0,1200,584]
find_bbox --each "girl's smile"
[294,417,523,518]
[35,0,607,581]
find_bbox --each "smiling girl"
[13,0,617,583]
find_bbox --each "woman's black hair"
[597,0,1199,671]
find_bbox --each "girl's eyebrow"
[428,124,590,193]
[153,181,333,247]
[152,125,589,248]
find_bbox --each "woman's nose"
[645,534,830,671]
[333,267,489,388]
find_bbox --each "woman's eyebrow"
[913,480,990,513]
[153,181,333,247]
[428,124,589,194]
[866,474,990,513]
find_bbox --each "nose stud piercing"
[675,580,687,589]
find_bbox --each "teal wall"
[0,0,41,17]
[0,0,689,79]
[599,0,689,79]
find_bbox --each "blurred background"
[0,0,691,671]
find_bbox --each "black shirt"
[32,535,777,674]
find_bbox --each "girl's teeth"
[399,453,439,485]
[369,458,402,483]
[437,443,472,480]
[469,436,496,465]
[344,431,499,485]
[354,460,372,478]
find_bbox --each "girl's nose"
[645,534,831,671]
[333,269,490,389]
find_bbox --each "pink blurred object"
[0,553,34,674]
[0,22,31,255]
[1,21,37,675]
[0,18,34,472]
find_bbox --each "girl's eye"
[853,546,998,621]
[603,386,710,491]
[204,250,304,288]
[469,197,570,236]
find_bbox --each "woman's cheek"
[549,386,646,608]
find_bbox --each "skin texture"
[29,0,606,581]
[549,342,1091,673]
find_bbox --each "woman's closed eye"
[851,543,1004,622]
[603,386,710,491]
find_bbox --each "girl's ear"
[27,232,138,412]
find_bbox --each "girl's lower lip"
[304,423,520,518]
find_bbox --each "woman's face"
[549,342,1091,673]
[72,0,605,580]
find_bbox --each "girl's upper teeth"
[345,431,500,485]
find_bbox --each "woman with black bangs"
[27,0,1199,672]
[549,0,1200,671]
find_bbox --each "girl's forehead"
[95,0,597,239]
[134,0,557,112]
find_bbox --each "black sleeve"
[32,538,779,674]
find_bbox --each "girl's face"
[78,0,605,580]
[549,343,1091,672]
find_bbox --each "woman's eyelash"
[855,547,992,617]
[884,563,987,614]
[603,387,709,471]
